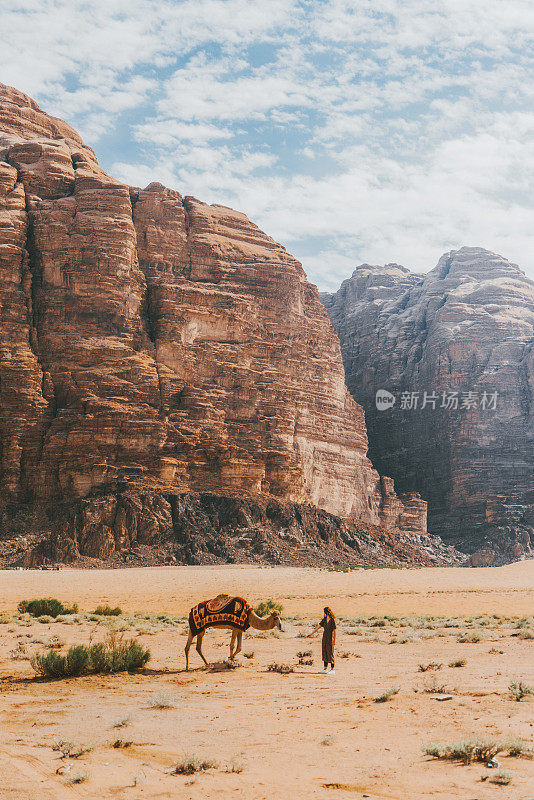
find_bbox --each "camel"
[185,595,282,670]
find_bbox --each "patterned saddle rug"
[189,595,251,636]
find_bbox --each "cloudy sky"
[2,0,533,289]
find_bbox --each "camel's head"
[271,612,283,631]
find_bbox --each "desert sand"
[1,561,534,616]
[0,562,533,799]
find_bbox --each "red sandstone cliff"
[0,84,451,567]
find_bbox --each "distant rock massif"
[0,84,460,568]
[322,249,534,565]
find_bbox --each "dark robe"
[320,615,336,663]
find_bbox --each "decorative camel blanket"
[189,595,251,636]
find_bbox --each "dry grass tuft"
[267,663,294,674]
[374,687,399,703]
[508,680,534,701]
[173,756,219,775]
[424,738,530,765]
[53,740,94,759]
[150,692,177,709]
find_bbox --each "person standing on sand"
[308,606,336,674]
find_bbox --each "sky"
[1,0,533,290]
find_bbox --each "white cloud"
[1,0,532,288]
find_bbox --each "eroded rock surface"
[322,248,534,563]
[0,84,445,566]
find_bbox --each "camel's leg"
[233,631,243,659]
[229,630,237,659]
[185,630,195,671]
[196,631,209,667]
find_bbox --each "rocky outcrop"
[0,84,443,567]
[322,248,534,563]
[0,492,461,569]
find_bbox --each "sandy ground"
[0,562,533,799]
[1,561,533,616]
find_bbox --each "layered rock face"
[0,84,438,566]
[322,248,534,563]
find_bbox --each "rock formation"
[322,248,534,564]
[0,84,447,567]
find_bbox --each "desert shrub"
[243,651,255,659]
[254,599,283,617]
[321,735,336,746]
[519,628,534,639]
[457,631,483,643]
[225,759,244,773]
[424,738,504,765]
[112,739,133,748]
[508,680,534,701]
[210,659,241,671]
[67,645,91,675]
[449,658,466,668]
[422,676,450,694]
[32,646,90,677]
[53,739,93,759]
[503,738,529,757]
[9,642,29,660]
[267,663,294,674]
[47,635,65,649]
[173,756,219,775]
[18,598,78,618]
[150,692,177,709]
[374,687,399,703]
[32,650,68,678]
[253,629,282,639]
[491,770,512,786]
[299,658,314,666]
[65,771,90,785]
[89,639,149,674]
[31,639,149,678]
[297,650,312,658]
[93,605,122,616]
[418,662,442,672]
[112,715,131,728]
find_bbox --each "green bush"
[32,650,66,678]
[66,645,91,676]
[254,599,283,617]
[31,639,150,678]
[93,605,122,616]
[18,598,78,618]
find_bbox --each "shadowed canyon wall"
[322,249,534,564]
